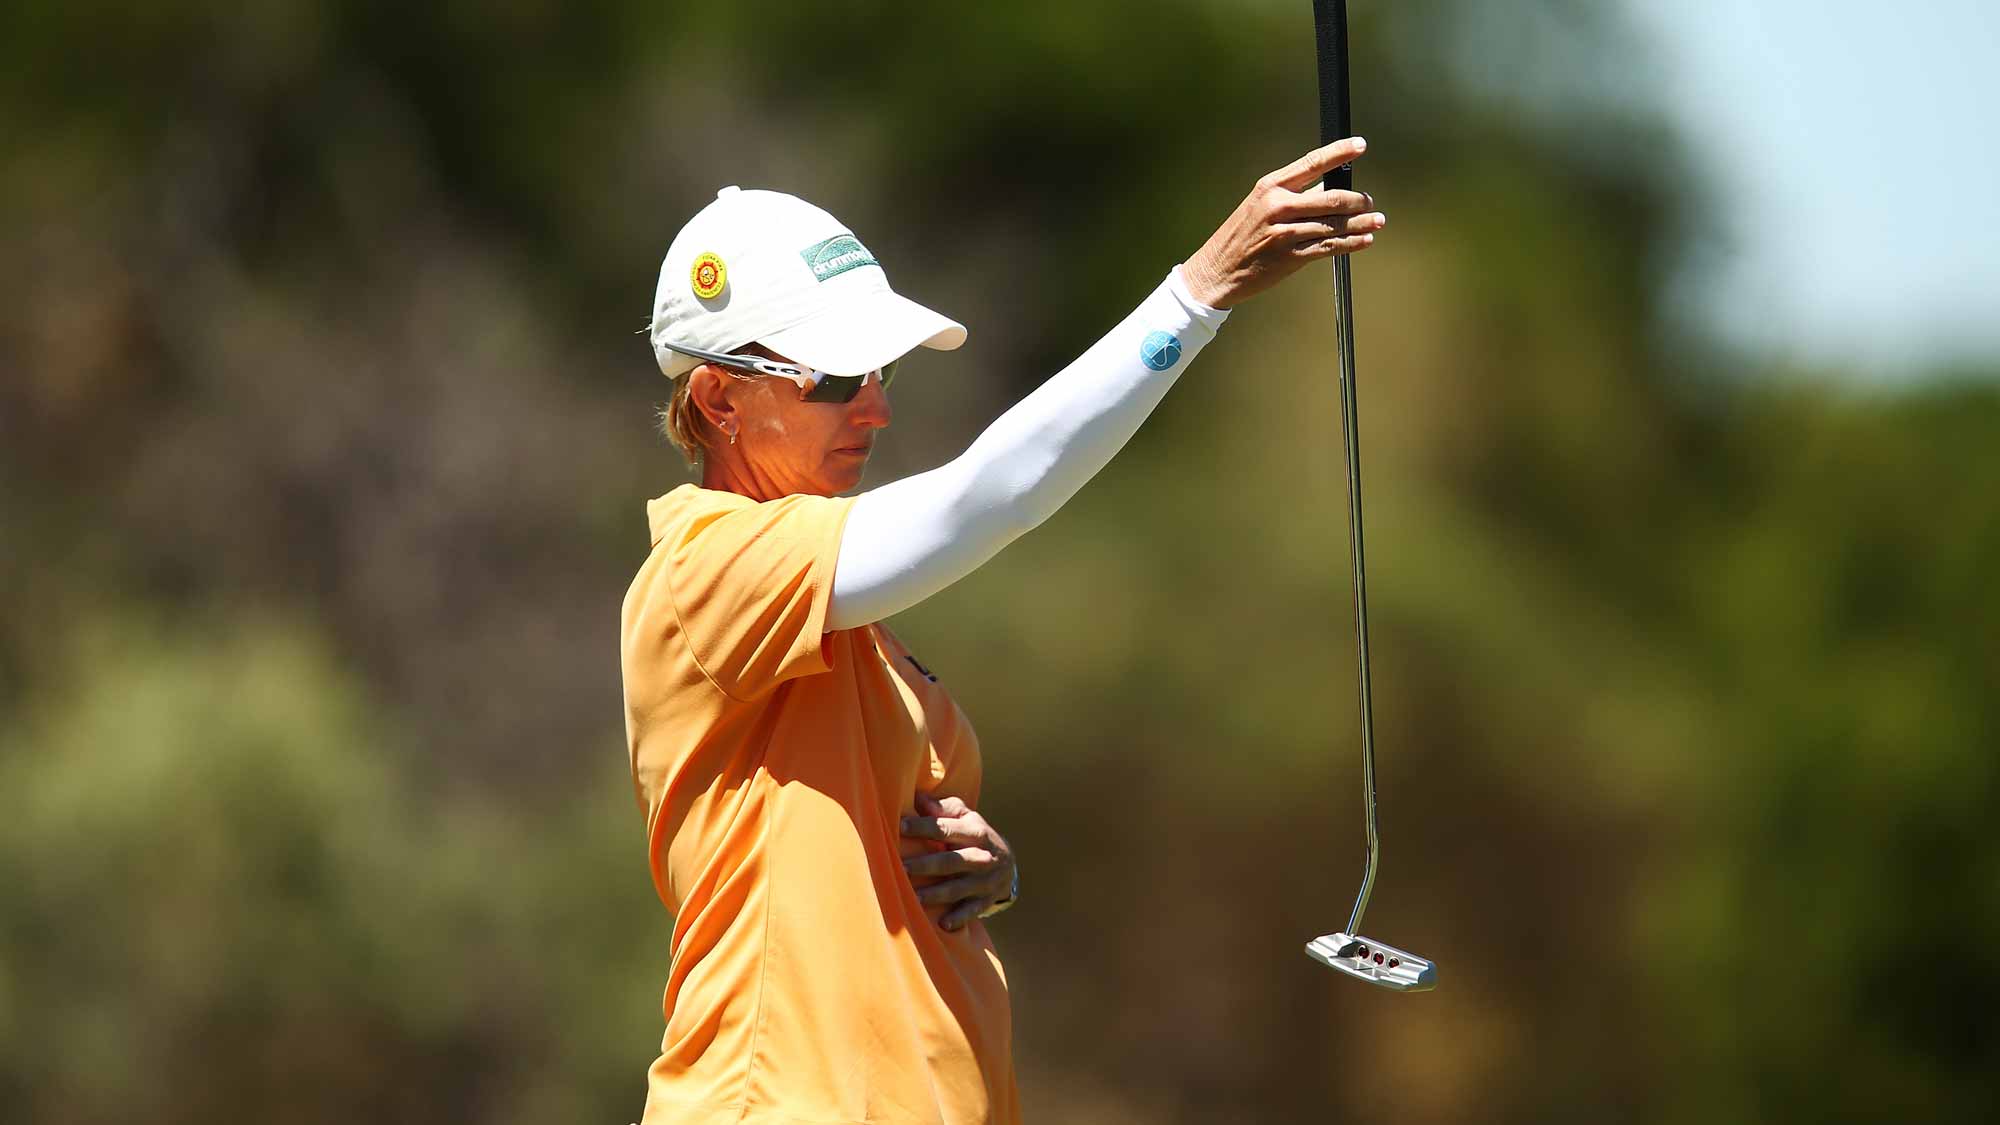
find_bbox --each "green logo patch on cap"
[800,234,878,282]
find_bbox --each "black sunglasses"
[799,358,899,403]
[664,341,897,404]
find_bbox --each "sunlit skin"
[686,349,893,500]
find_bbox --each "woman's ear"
[686,364,737,441]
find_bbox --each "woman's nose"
[850,369,893,427]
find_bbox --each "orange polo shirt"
[621,483,1020,1125]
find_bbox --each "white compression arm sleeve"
[827,265,1230,631]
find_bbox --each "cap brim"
[759,290,966,377]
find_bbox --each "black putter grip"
[1312,0,1354,190]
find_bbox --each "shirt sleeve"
[661,491,858,700]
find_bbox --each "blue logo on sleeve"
[1139,330,1182,371]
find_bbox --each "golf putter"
[1302,0,1437,993]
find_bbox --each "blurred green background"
[3,2,1996,1122]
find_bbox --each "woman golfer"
[623,136,1384,1124]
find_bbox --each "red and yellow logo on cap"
[690,252,727,300]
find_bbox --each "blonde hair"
[657,375,711,468]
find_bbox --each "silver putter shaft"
[1301,255,1437,993]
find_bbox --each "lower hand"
[901,792,1017,932]
[1179,135,1386,310]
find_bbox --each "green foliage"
[0,617,663,1123]
[1646,384,2000,1124]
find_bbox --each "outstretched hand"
[901,792,1017,932]
[1179,136,1385,310]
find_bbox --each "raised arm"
[827,138,1385,630]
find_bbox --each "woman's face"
[691,351,894,499]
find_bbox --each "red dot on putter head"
[1355,945,1368,958]
[1374,953,1385,964]
[1388,958,1400,968]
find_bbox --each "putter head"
[1305,932,1437,992]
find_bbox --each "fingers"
[1272,213,1387,243]
[1265,136,1367,193]
[904,795,1008,932]
[900,815,947,841]
[1295,232,1378,259]
[911,792,970,818]
[938,899,985,932]
[901,815,983,845]
[902,796,988,846]
[1258,144,1385,260]
[903,847,995,877]
[916,873,992,907]
[1272,187,1375,220]
[910,858,1008,931]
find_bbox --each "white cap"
[650,186,967,379]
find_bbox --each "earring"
[728,426,738,446]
